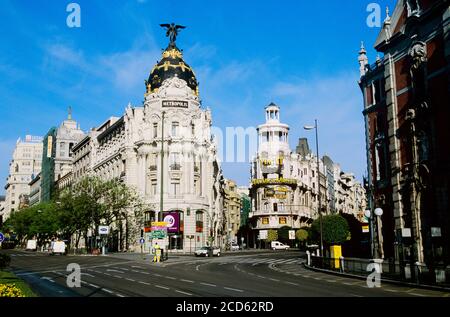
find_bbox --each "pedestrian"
[153,243,161,263]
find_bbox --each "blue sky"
[0,0,396,194]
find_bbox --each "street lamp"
[304,119,324,257]
[365,207,383,258]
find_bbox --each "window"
[171,122,179,137]
[171,181,180,196]
[151,179,157,195]
[170,153,180,170]
[262,218,269,225]
[196,211,203,233]
[153,123,158,138]
[69,143,74,157]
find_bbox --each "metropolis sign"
[162,100,188,108]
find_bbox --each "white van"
[271,241,290,251]
[50,241,67,255]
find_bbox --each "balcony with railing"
[170,163,181,171]
[249,205,316,220]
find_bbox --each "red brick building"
[359,0,449,271]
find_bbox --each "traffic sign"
[0,232,4,243]
[99,226,109,235]
[139,238,145,244]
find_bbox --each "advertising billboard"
[163,212,180,233]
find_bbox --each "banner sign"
[151,222,168,227]
[163,212,180,233]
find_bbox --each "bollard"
[306,251,311,266]
[340,256,345,273]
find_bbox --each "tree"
[266,230,278,242]
[296,229,308,242]
[312,214,350,246]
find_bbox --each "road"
[2,249,449,297]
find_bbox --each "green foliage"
[0,254,11,270]
[5,176,146,251]
[296,229,308,242]
[312,214,350,245]
[266,230,278,242]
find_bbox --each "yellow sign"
[151,222,169,227]
[262,218,269,225]
[362,225,369,233]
[279,217,287,225]
[252,178,297,186]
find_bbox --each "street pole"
[314,120,324,258]
[160,111,165,222]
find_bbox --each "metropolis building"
[71,33,224,252]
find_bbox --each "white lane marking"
[104,273,112,277]
[113,275,123,279]
[131,270,140,273]
[269,278,280,282]
[125,278,135,282]
[154,273,162,277]
[180,279,194,283]
[285,282,299,286]
[116,293,125,297]
[107,269,124,273]
[138,281,151,286]
[40,277,55,283]
[176,290,193,296]
[351,294,363,297]
[132,266,144,269]
[384,289,400,293]
[120,268,130,271]
[257,275,266,279]
[155,285,170,290]
[327,280,337,283]
[81,273,95,277]
[410,293,428,297]
[195,265,201,271]
[224,287,244,293]
[164,276,176,280]
[88,283,99,288]
[200,282,217,287]
[103,289,114,294]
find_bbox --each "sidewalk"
[303,263,450,293]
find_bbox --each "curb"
[303,263,450,293]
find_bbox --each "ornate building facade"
[248,104,367,244]
[71,39,224,252]
[249,104,318,239]
[359,0,449,266]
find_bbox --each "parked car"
[271,241,290,251]
[230,243,240,251]
[195,246,221,257]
